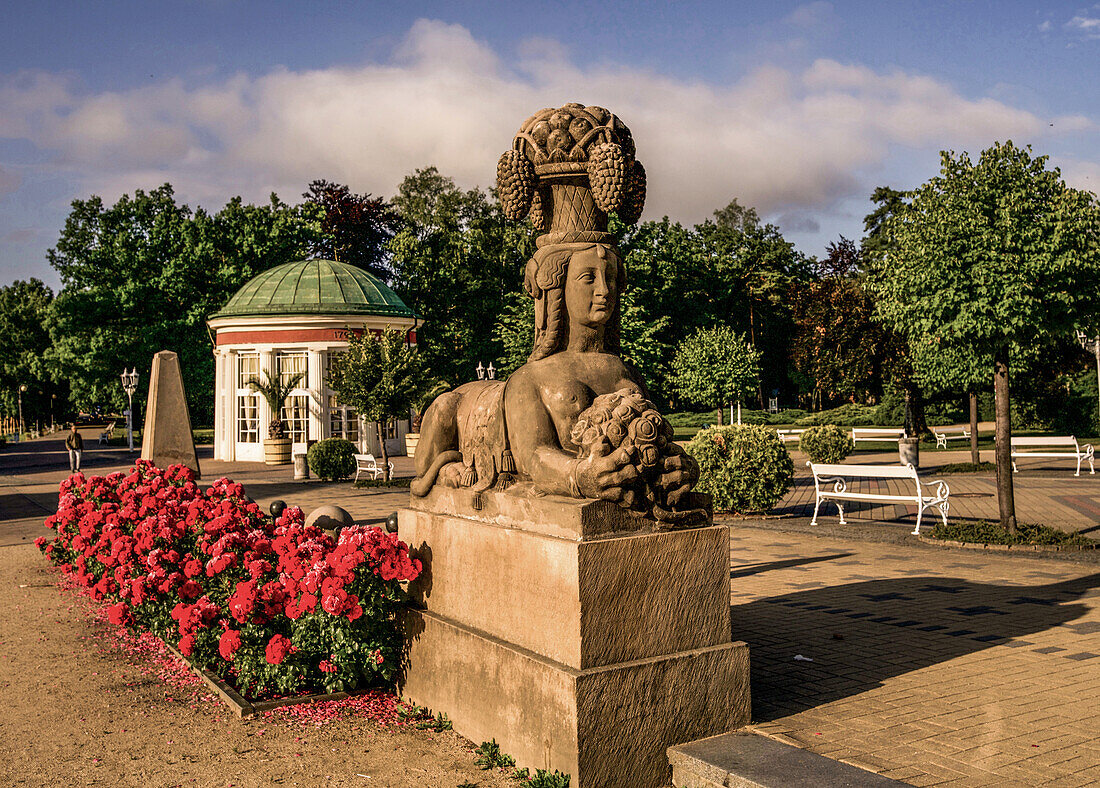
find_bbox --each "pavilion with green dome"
[207,259,418,463]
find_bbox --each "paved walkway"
[3,436,1099,786]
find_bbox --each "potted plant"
[246,370,305,465]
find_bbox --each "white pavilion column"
[222,349,237,461]
[213,348,224,460]
[307,348,324,443]
[258,348,275,438]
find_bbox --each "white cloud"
[0,18,1095,225]
[1066,13,1100,38]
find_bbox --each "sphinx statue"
[411,103,700,522]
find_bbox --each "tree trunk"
[716,405,724,426]
[969,391,980,465]
[376,420,391,482]
[993,346,1017,534]
[907,383,929,436]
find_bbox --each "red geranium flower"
[264,634,294,665]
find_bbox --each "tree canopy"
[866,141,1100,528]
[326,328,434,480]
[46,185,317,420]
[670,326,762,423]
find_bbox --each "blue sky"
[1,1,1098,287]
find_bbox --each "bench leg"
[1090,457,1096,475]
[1011,460,1018,473]
[811,496,822,527]
[912,506,923,537]
[1075,455,1081,477]
[835,501,846,525]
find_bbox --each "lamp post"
[50,394,56,433]
[475,362,496,381]
[1076,330,1100,431]
[120,368,139,452]
[17,384,26,440]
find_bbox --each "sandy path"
[0,544,516,788]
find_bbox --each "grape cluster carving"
[497,150,536,221]
[496,103,647,227]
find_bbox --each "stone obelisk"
[140,350,201,477]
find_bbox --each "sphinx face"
[564,247,618,328]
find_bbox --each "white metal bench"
[1010,436,1094,477]
[97,421,117,445]
[777,428,806,443]
[807,461,950,536]
[850,427,906,444]
[354,453,394,482]
[932,426,971,449]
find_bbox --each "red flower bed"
[37,460,421,699]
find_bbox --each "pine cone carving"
[497,150,536,221]
[619,160,647,225]
[587,143,630,213]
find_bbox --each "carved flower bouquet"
[569,389,704,524]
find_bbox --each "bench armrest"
[919,478,950,501]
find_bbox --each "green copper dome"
[211,259,414,319]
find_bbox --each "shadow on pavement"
[734,572,1100,722]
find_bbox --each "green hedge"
[307,438,357,481]
[798,424,854,463]
[686,425,793,513]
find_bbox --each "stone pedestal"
[398,487,750,788]
[140,350,200,477]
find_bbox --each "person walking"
[65,423,83,473]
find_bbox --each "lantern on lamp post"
[1076,330,1100,431]
[17,384,27,440]
[120,368,139,452]
[475,362,496,381]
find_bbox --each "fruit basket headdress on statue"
[497,103,647,248]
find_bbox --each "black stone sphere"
[385,511,399,534]
[269,499,287,520]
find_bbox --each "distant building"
[207,259,417,462]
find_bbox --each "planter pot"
[898,436,919,469]
[405,432,420,459]
[263,437,292,465]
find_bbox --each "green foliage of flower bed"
[38,461,422,699]
[937,461,997,474]
[686,425,793,513]
[353,477,412,489]
[798,424,854,464]
[308,438,357,481]
[931,520,1094,547]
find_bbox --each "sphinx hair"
[525,242,625,362]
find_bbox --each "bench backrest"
[354,453,378,467]
[1011,436,1077,448]
[809,462,918,480]
[933,426,967,435]
[851,428,905,437]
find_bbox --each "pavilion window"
[236,353,260,443]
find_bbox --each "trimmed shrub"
[798,424,854,463]
[686,425,794,513]
[307,438,357,481]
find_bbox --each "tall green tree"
[47,185,317,421]
[389,167,532,386]
[670,326,762,425]
[0,279,56,425]
[790,238,891,408]
[866,142,1100,532]
[326,328,433,481]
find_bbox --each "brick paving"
[733,528,1100,786]
[4,435,1100,785]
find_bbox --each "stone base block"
[401,609,751,788]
